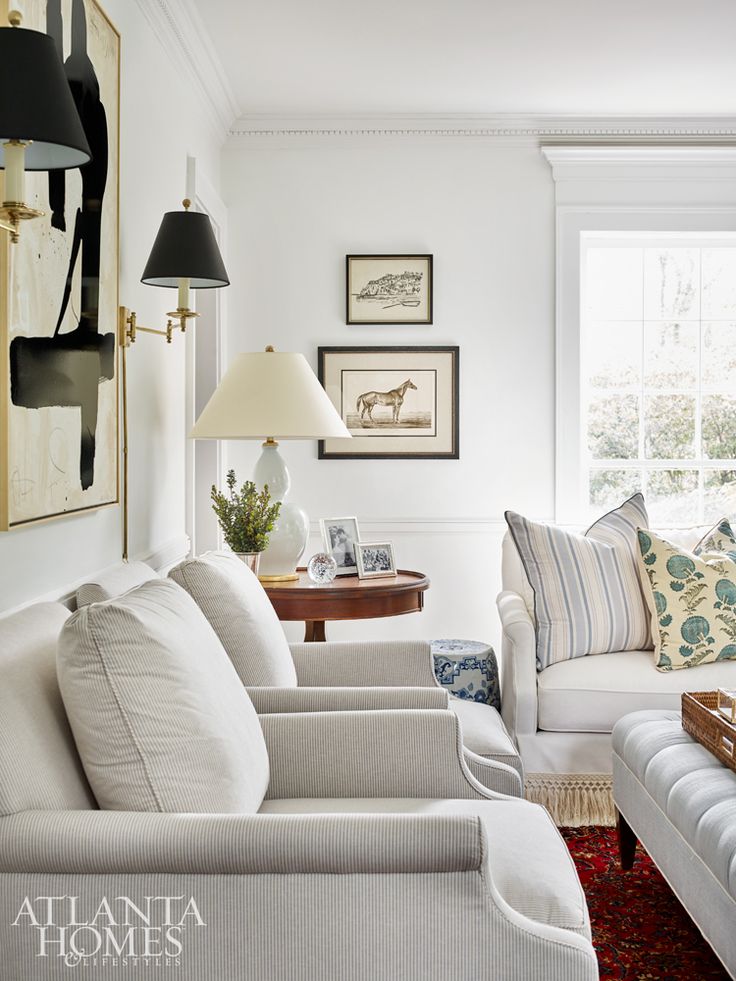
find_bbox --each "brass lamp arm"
[118,306,198,347]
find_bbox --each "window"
[582,233,736,525]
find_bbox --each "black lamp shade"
[141,211,230,289]
[0,26,91,170]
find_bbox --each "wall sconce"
[119,199,229,559]
[0,10,91,243]
[119,198,230,347]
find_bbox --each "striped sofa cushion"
[505,494,651,669]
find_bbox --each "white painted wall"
[221,137,556,648]
[0,0,223,612]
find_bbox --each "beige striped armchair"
[0,593,597,981]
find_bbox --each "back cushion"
[0,603,96,815]
[57,579,270,813]
[169,552,297,687]
[77,561,159,606]
[506,494,651,669]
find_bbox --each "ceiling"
[202,0,736,119]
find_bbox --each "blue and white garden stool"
[431,638,501,710]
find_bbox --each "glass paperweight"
[307,552,337,584]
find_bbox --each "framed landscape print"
[346,254,433,325]
[318,346,459,460]
[0,0,120,529]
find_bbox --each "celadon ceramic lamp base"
[254,440,309,581]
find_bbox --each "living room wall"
[221,136,555,647]
[0,0,223,612]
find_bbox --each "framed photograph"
[0,0,120,529]
[318,346,459,460]
[346,254,432,325]
[356,542,397,580]
[320,516,361,576]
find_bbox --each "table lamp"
[190,347,351,580]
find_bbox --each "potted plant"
[210,469,281,576]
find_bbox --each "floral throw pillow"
[694,517,736,558]
[637,527,736,671]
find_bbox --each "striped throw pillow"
[505,494,651,670]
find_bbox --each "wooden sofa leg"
[617,809,637,870]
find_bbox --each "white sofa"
[0,595,599,980]
[497,526,736,826]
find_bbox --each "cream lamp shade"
[190,349,350,582]
[189,350,350,440]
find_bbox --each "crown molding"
[134,0,240,140]
[543,145,736,183]
[227,113,736,146]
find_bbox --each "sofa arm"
[246,686,448,713]
[496,591,538,739]
[463,750,523,798]
[289,640,438,688]
[0,810,483,875]
[260,709,499,801]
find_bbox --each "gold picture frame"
[0,0,120,530]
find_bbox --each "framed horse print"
[318,346,459,459]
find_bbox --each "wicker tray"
[682,691,736,773]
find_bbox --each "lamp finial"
[182,198,191,211]
[265,345,275,352]
[8,10,21,26]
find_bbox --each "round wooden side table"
[262,569,430,642]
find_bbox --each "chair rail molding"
[309,517,514,537]
[134,0,240,139]
[227,114,736,148]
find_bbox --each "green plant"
[210,470,281,554]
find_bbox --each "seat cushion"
[58,578,270,814]
[449,698,520,765]
[76,561,159,606]
[259,797,589,938]
[170,551,297,687]
[637,528,736,671]
[538,649,736,733]
[505,494,651,669]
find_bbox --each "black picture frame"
[346,254,433,325]
[318,346,459,460]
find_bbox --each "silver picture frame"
[320,516,361,577]
[356,541,397,580]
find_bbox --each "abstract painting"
[0,0,120,529]
[318,347,459,459]
[346,255,433,324]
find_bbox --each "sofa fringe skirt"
[525,773,615,827]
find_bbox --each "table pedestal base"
[304,620,327,643]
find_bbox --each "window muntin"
[582,234,736,526]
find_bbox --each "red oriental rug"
[561,826,729,980]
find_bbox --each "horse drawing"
[356,379,417,425]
